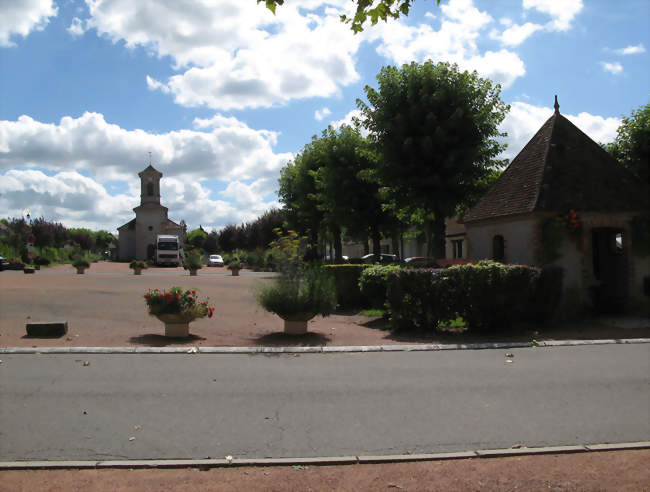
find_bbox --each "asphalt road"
[1,344,648,461]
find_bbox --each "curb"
[1,338,649,354]
[1,442,648,470]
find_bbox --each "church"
[117,165,185,261]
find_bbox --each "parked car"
[361,253,400,264]
[404,257,441,268]
[0,256,9,271]
[207,254,224,267]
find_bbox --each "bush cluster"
[322,264,370,308]
[358,264,404,309]
[386,261,563,333]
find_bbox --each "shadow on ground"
[252,332,332,347]
[128,334,207,346]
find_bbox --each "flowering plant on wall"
[562,209,582,233]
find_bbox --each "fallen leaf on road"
[505,353,513,358]
[505,359,514,363]
[128,436,136,441]
[388,485,403,489]
[292,465,307,471]
[83,361,90,366]
[225,455,233,463]
[134,425,142,430]
[187,347,199,354]
[511,444,522,449]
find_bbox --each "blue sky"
[1,0,648,233]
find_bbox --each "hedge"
[386,260,563,333]
[322,264,370,308]
[358,264,404,309]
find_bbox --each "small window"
[147,182,154,196]
[493,235,505,262]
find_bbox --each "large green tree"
[604,102,649,185]
[359,61,509,257]
[310,125,391,261]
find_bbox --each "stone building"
[464,97,649,311]
[117,165,184,261]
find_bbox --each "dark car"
[0,256,9,271]
[361,253,400,264]
[403,257,441,268]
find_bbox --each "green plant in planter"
[255,230,336,332]
[129,260,148,270]
[72,257,90,269]
[227,253,244,270]
[183,252,203,271]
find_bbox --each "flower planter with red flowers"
[144,287,214,337]
[129,260,148,275]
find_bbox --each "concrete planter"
[76,267,87,274]
[189,269,198,276]
[230,268,240,276]
[156,313,193,337]
[282,313,315,335]
[24,267,36,274]
[133,268,142,275]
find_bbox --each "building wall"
[133,205,169,260]
[466,217,537,266]
[117,228,135,261]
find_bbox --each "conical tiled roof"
[464,109,648,223]
[139,164,161,175]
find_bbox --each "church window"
[147,182,154,196]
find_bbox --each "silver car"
[207,254,224,267]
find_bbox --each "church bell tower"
[138,164,162,206]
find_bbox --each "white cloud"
[614,44,645,55]
[0,0,57,47]
[600,61,623,75]
[499,101,619,160]
[492,22,542,46]
[67,17,86,37]
[368,0,526,88]
[523,0,583,31]
[315,107,331,121]
[81,0,361,110]
[0,113,291,231]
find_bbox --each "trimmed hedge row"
[322,264,370,308]
[386,261,563,333]
[359,264,404,309]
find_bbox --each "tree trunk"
[363,234,370,255]
[426,215,446,259]
[333,225,343,262]
[371,226,381,258]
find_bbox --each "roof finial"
[554,95,560,114]
[148,151,152,166]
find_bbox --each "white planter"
[156,314,193,337]
[284,319,308,335]
[230,269,240,276]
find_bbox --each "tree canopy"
[604,102,649,185]
[359,61,509,257]
[258,0,442,32]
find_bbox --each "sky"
[0,0,648,234]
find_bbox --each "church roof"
[139,164,162,176]
[464,101,648,223]
[117,218,136,231]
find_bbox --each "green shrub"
[386,261,556,333]
[183,251,203,270]
[72,257,90,268]
[34,257,51,266]
[256,266,337,320]
[322,264,370,308]
[386,268,457,332]
[359,264,404,309]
